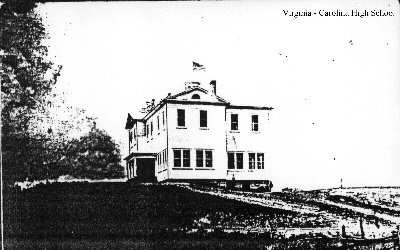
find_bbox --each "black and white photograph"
[1,0,400,249]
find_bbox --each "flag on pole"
[193,61,206,72]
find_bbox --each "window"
[129,131,132,143]
[150,121,153,136]
[157,116,160,131]
[231,114,238,130]
[162,111,165,126]
[196,150,203,167]
[228,152,243,169]
[196,150,213,168]
[192,94,200,99]
[146,124,149,137]
[173,150,181,167]
[237,153,243,169]
[252,115,259,131]
[183,150,190,167]
[249,153,256,169]
[173,149,190,168]
[248,152,264,170]
[205,151,213,167]
[158,149,168,171]
[228,153,235,169]
[200,110,207,127]
[257,153,264,169]
[177,109,185,127]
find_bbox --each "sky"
[37,1,400,190]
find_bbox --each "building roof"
[227,105,274,110]
[125,113,143,129]
[168,86,229,103]
[126,84,273,126]
[124,152,157,161]
[139,86,229,121]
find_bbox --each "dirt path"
[183,185,319,214]
[181,185,399,238]
[321,199,400,225]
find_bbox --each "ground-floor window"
[196,149,213,168]
[249,153,256,169]
[228,152,243,169]
[206,151,213,167]
[163,149,167,163]
[249,152,264,169]
[257,153,264,169]
[128,162,134,178]
[173,149,190,168]
[196,150,203,167]
[157,149,168,171]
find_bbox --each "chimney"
[210,80,216,94]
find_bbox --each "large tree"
[1,0,62,184]
[25,88,97,181]
[1,0,62,131]
[1,1,125,183]
[63,126,125,180]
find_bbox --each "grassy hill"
[4,182,398,249]
[4,182,293,239]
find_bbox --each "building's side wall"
[167,103,227,180]
[129,122,146,154]
[226,108,272,181]
[137,105,168,181]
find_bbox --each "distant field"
[184,184,400,240]
[328,187,400,214]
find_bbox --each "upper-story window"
[162,111,165,126]
[200,110,207,127]
[192,94,200,99]
[157,116,160,131]
[251,115,259,131]
[231,114,238,130]
[177,109,185,127]
[129,131,132,143]
[146,124,149,137]
[150,121,153,136]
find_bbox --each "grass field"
[4,182,293,238]
[3,182,399,249]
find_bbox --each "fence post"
[341,225,346,238]
[360,217,365,239]
[394,225,399,248]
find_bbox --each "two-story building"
[124,80,273,189]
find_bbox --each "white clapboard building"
[124,80,273,189]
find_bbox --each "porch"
[125,152,157,182]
